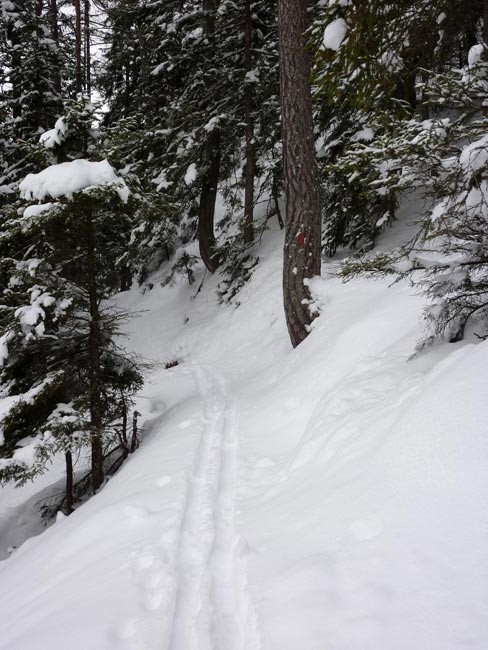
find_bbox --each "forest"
[0,2,487,649]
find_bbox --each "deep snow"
[0,219,487,650]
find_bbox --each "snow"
[39,117,68,149]
[380,49,403,72]
[322,18,348,51]
[468,44,485,67]
[245,68,260,83]
[0,333,11,367]
[23,202,54,218]
[184,163,197,186]
[14,287,56,335]
[12,443,38,466]
[350,126,374,142]
[203,115,226,133]
[19,159,129,202]
[459,134,488,173]
[0,217,487,649]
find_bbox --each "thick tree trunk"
[86,210,104,492]
[198,128,221,273]
[243,0,255,245]
[278,0,321,347]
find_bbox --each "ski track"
[150,365,261,650]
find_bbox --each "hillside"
[0,218,487,650]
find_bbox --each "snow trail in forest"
[166,365,260,650]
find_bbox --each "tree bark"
[84,0,91,97]
[278,0,321,347]
[198,128,221,273]
[86,210,104,492]
[243,0,255,245]
[483,0,488,58]
[49,0,62,95]
[74,0,83,94]
[65,450,74,514]
[272,172,284,229]
[7,18,22,122]
[198,0,221,272]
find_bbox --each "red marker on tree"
[297,230,306,248]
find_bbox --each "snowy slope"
[0,221,487,650]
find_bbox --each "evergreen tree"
[0,98,143,511]
[100,0,281,293]
[0,0,64,203]
[311,0,485,257]
[327,1,488,344]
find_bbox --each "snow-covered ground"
[0,219,487,650]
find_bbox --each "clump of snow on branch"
[184,163,197,186]
[322,18,348,51]
[22,203,54,219]
[19,160,129,202]
[39,117,68,149]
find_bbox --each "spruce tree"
[100,0,281,293]
[0,98,143,510]
[324,0,488,344]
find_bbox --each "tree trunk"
[74,0,83,94]
[84,0,91,98]
[243,0,255,245]
[483,0,488,57]
[272,172,284,229]
[49,0,62,95]
[86,210,104,492]
[7,19,22,122]
[278,0,321,347]
[65,450,74,514]
[130,410,140,453]
[198,0,221,272]
[198,128,221,273]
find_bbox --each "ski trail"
[166,365,261,650]
[209,374,261,650]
